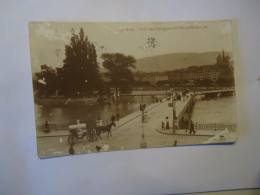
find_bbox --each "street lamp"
[141,88,144,123]
[172,90,176,134]
[140,124,147,148]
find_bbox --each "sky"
[29,20,233,73]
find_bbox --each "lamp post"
[172,90,176,134]
[141,89,144,123]
[140,124,147,148]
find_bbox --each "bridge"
[37,89,235,134]
[119,93,167,97]
[119,88,235,96]
[196,89,235,97]
[36,89,236,138]
[175,95,196,128]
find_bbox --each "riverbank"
[34,96,101,106]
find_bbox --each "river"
[34,95,156,127]
[34,91,237,128]
[191,96,237,123]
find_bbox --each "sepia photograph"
[29,20,238,158]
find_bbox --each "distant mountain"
[134,51,233,72]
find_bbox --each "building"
[188,65,222,81]
[133,51,233,86]
[142,73,169,85]
[168,51,233,84]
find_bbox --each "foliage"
[59,28,102,97]
[34,64,58,97]
[33,28,105,98]
[101,53,136,93]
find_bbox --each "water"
[35,91,237,128]
[34,95,156,126]
[191,96,237,123]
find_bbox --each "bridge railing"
[177,95,195,122]
[194,122,237,131]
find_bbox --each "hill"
[134,51,233,72]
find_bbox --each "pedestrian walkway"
[37,98,168,138]
[112,98,168,131]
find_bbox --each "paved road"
[37,98,211,158]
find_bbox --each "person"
[44,121,50,133]
[161,121,165,130]
[111,115,116,123]
[173,140,177,146]
[189,120,196,134]
[166,116,170,129]
[140,103,145,112]
[178,94,181,101]
[69,145,74,155]
[96,146,102,152]
[116,113,120,121]
[186,120,190,132]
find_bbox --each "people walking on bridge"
[189,120,196,135]
[44,121,50,133]
[161,121,165,130]
[185,120,190,132]
[69,145,74,155]
[140,103,146,112]
[166,116,170,129]
[177,94,181,101]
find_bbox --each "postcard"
[29,20,238,158]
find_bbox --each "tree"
[60,28,101,97]
[101,53,136,94]
[34,64,58,97]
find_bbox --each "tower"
[217,54,222,64]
